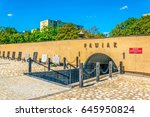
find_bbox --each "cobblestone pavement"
[41,74,150,100]
[1,59,150,100]
[0,59,63,78]
[0,59,69,100]
[0,75,69,100]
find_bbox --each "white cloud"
[7,13,13,17]
[120,5,128,10]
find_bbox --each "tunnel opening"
[25,53,118,86]
[84,53,118,77]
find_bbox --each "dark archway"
[84,53,118,76]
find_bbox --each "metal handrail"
[31,59,47,68]
[31,59,70,79]
[67,63,78,69]
[66,58,76,64]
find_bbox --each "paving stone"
[41,74,150,100]
[1,59,150,100]
[0,59,69,100]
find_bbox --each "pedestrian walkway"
[40,74,150,100]
[0,59,150,100]
[0,75,69,100]
[0,59,69,100]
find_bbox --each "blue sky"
[0,0,150,33]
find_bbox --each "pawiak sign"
[129,48,143,54]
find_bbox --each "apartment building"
[40,19,83,30]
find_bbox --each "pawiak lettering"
[84,42,117,48]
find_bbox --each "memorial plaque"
[17,52,22,61]
[25,53,30,62]
[129,48,142,54]
[33,52,38,61]
[52,55,60,65]
[12,52,15,60]
[41,54,48,63]
[2,51,5,58]
[7,51,10,59]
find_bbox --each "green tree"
[110,16,150,37]
[56,23,80,40]
[130,15,150,35]
[110,18,138,36]
[23,31,32,42]
[4,27,17,34]
[30,29,41,42]
[84,26,106,38]
[0,27,18,44]
[10,33,24,43]
[40,26,58,41]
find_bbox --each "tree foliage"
[84,26,106,38]
[110,15,150,36]
[0,24,105,44]
[56,23,80,40]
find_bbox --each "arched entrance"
[84,53,118,76]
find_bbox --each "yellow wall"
[0,36,150,74]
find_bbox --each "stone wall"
[0,36,150,74]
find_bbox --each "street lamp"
[78,30,84,39]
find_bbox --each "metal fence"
[25,69,79,85]
[25,58,121,87]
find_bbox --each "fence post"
[48,58,50,71]
[120,61,124,74]
[79,63,84,88]
[76,56,79,68]
[28,57,32,73]
[96,62,100,82]
[63,57,66,69]
[109,61,112,78]
[69,66,72,84]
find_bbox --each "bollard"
[79,63,84,88]
[120,61,124,74]
[47,58,51,71]
[63,57,66,69]
[109,61,112,78]
[39,58,41,63]
[28,57,32,73]
[96,62,100,82]
[69,66,72,84]
[76,56,79,68]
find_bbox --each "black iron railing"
[29,58,70,79]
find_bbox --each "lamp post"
[78,30,84,39]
